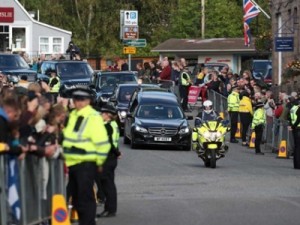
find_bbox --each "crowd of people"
[0,74,121,224]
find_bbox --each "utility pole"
[201,0,205,39]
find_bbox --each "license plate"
[154,137,172,142]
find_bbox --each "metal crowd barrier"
[0,154,65,225]
[263,118,294,155]
[207,90,229,120]
[207,89,294,156]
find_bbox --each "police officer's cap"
[71,86,93,99]
[101,104,117,115]
[255,101,264,108]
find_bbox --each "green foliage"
[20,0,271,57]
[205,0,243,38]
[169,0,201,38]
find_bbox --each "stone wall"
[271,0,300,85]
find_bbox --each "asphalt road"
[95,134,300,225]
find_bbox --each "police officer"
[227,85,240,143]
[49,71,60,101]
[96,104,121,218]
[179,62,192,112]
[195,100,221,123]
[251,101,266,155]
[63,87,110,225]
[289,100,300,169]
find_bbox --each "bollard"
[235,122,241,138]
[277,140,289,158]
[249,132,256,148]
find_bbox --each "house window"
[40,37,49,53]
[53,37,62,53]
[39,37,63,54]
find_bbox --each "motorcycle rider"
[195,100,222,126]
[193,100,227,157]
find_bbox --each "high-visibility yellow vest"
[251,107,266,129]
[290,105,300,127]
[63,105,110,167]
[181,72,190,86]
[239,96,253,115]
[227,91,240,112]
[111,121,120,149]
[49,76,60,93]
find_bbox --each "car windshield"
[56,62,93,79]
[0,55,30,70]
[253,61,272,73]
[99,74,137,88]
[137,105,184,119]
[118,86,137,103]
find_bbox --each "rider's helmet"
[203,100,213,113]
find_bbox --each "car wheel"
[123,135,130,144]
[130,133,137,149]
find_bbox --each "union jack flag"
[243,0,260,46]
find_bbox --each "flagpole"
[250,0,271,19]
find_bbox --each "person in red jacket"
[158,60,171,80]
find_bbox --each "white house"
[0,0,72,57]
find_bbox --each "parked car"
[0,53,37,83]
[110,83,161,134]
[38,60,94,96]
[91,71,138,107]
[124,91,192,150]
[251,59,272,84]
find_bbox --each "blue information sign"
[275,37,294,52]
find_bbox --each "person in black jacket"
[96,104,121,218]
[66,41,80,60]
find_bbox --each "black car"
[110,83,160,134]
[38,60,94,96]
[124,91,192,150]
[91,71,138,107]
[0,53,37,83]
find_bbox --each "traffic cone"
[235,122,241,138]
[277,140,289,158]
[249,132,256,148]
[70,208,79,222]
[68,197,78,223]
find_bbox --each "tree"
[169,0,201,38]
[205,0,243,38]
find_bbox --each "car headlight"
[7,75,19,83]
[100,96,109,102]
[179,127,190,134]
[120,111,127,118]
[64,84,76,89]
[135,125,148,133]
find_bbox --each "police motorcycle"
[192,100,230,168]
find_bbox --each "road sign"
[123,26,139,40]
[124,10,138,26]
[123,39,147,47]
[123,46,136,54]
[275,37,294,52]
